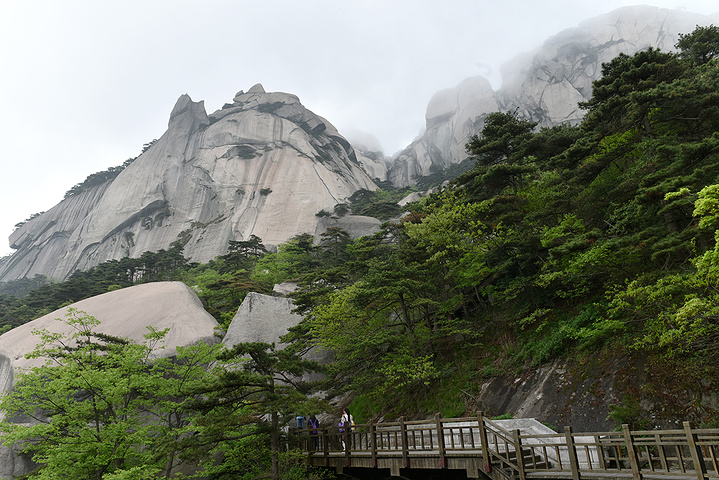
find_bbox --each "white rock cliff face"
[1,84,377,281]
[387,6,719,187]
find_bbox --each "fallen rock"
[223,292,331,381]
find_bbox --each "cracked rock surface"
[1,84,376,282]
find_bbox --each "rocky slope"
[0,84,377,282]
[387,6,719,186]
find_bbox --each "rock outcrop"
[343,129,390,181]
[223,292,302,348]
[389,76,498,186]
[387,6,719,186]
[474,359,620,432]
[223,291,330,381]
[1,84,377,282]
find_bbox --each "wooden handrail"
[299,415,719,480]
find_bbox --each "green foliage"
[0,274,50,297]
[413,157,476,191]
[607,397,653,430]
[252,234,319,285]
[219,235,268,272]
[0,308,219,479]
[187,342,324,480]
[676,24,719,65]
[492,414,514,420]
[347,186,414,220]
[579,48,682,136]
[466,111,537,166]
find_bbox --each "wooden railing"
[300,415,482,455]
[298,414,719,480]
[502,422,719,480]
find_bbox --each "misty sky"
[1,0,718,258]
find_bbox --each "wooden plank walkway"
[298,414,719,479]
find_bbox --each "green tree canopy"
[0,308,219,479]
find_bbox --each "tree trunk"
[270,373,279,480]
[270,410,279,480]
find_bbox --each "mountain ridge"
[2,6,719,282]
[387,5,719,186]
[0,84,376,281]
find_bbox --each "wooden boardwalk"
[298,414,719,480]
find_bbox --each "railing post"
[400,416,410,468]
[594,434,607,469]
[622,424,643,480]
[564,426,581,480]
[684,421,708,480]
[345,427,351,466]
[514,429,527,480]
[322,427,329,467]
[370,420,377,467]
[435,413,447,468]
[478,413,492,473]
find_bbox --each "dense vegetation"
[289,26,719,427]
[0,308,323,480]
[1,25,719,479]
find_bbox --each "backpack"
[308,417,319,432]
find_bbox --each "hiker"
[339,407,354,450]
[295,415,305,432]
[308,415,320,450]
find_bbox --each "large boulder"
[1,85,377,282]
[0,281,219,479]
[223,292,302,348]
[314,215,382,241]
[0,282,219,389]
[223,292,330,381]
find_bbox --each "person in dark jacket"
[308,415,320,450]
